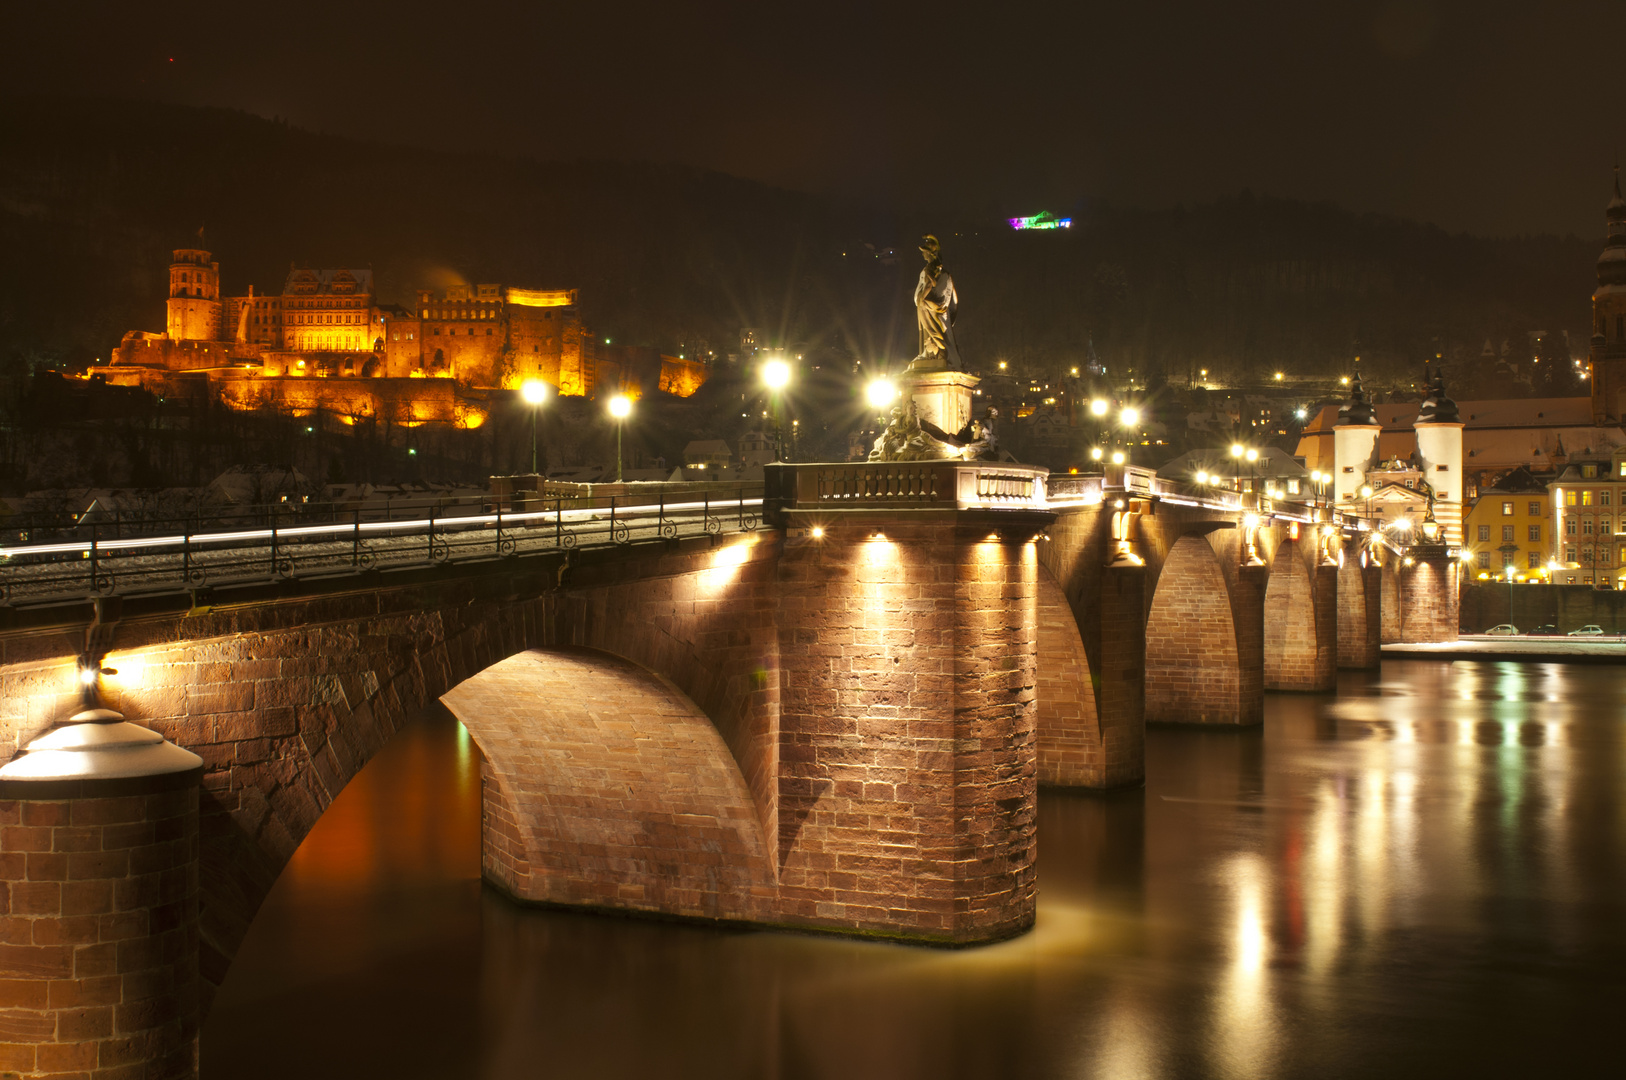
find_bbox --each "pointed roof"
[1416,362,1461,424]
[1600,167,1626,288]
[1336,369,1376,426]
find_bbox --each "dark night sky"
[7,0,1626,237]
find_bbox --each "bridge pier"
[0,706,203,1079]
[1338,549,1382,668]
[1395,548,1460,643]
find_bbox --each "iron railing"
[0,486,762,605]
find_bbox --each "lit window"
[1583,490,1594,506]
[1584,464,1599,478]
[1567,491,1578,507]
[1502,501,1514,516]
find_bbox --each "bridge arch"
[442,647,773,921]
[1263,537,1337,691]
[1145,534,1246,724]
[0,536,782,1013]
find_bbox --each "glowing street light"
[1119,406,1140,427]
[1090,399,1109,417]
[1274,372,1284,381]
[762,357,793,461]
[761,357,791,392]
[1090,447,1104,462]
[865,379,898,412]
[1111,451,1125,465]
[1195,470,1209,485]
[608,393,632,482]
[521,379,549,475]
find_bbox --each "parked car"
[1526,625,1563,636]
[1568,625,1607,636]
[1483,624,1520,635]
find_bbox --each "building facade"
[106,248,707,427]
[1549,449,1626,586]
[1462,468,1550,582]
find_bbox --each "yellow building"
[1462,467,1550,582]
[1549,447,1626,586]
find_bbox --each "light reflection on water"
[205,663,1626,1078]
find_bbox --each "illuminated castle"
[107,248,707,428]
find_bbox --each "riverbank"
[1384,635,1626,663]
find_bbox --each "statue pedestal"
[908,369,980,440]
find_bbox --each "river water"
[202,660,1626,1078]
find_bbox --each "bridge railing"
[0,485,764,605]
[767,461,1049,512]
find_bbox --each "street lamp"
[608,393,632,482]
[521,379,548,475]
[762,357,792,461]
[865,379,898,413]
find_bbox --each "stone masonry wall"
[1263,539,1323,691]
[1037,506,1144,785]
[0,538,781,1012]
[0,778,199,1079]
[443,648,774,922]
[1034,570,1107,786]
[1398,555,1459,643]
[773,521,1039,943]
[1145,535,1242,724]
[1337,553,1381,668]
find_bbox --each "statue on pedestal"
[908,235,958,372]
[867,234,1004,463]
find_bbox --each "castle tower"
[1590,169,1626,423]
[1332,371,1382,508]
[166,248,223,341]
[1413,365,1465,546]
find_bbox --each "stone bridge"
[0,460,1456,1076]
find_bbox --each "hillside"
[0,96,1602,396]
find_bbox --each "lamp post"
[608,393,632,482]
[1499,549,1519,624]
[1090,398,1109,461]
[1119,406,1140,465]
[761,357,792,461]
[521,379,548,476]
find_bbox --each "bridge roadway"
[0,488,764,606]
[0,460,1460,1078]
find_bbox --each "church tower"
[1589,170,1626,424]
[165,248,223,341]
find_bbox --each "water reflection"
[206,663,1626,1078]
